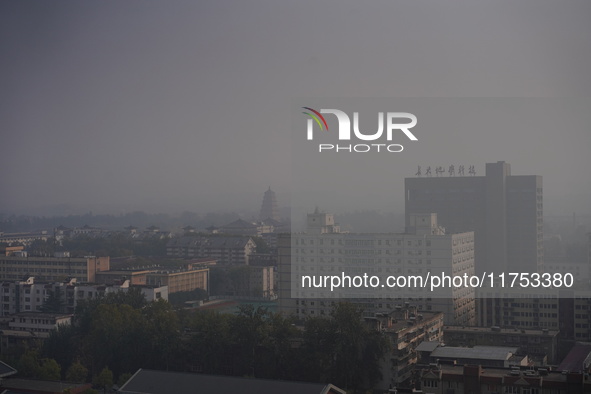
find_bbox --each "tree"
[168,288,208,306]
[301,302,390,391]
[43,322,77,370]
[257,312,298,379]
[66,361,89,383]
[85,304,147,376]
[41,287,65,313]
[93,367,113,393]
[17,349,41,378]
[117,372,133,386]
[230,305,270,377]
[142,299,180,370]
[39,358,61,381]
[106,286,147,309]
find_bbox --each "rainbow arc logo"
[302,107,328,131]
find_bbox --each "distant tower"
[259,187,280,221]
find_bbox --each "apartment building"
[0,277,167,315]
[145,267,209,294]
[279,211,476,326]
[367,305,444,390]
[419,364,591,394]
[443,325,559,364]
[166,236,256,265]
[0,253,110,283]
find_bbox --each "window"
[423,380,438,388]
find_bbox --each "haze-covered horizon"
[2,1,591,217]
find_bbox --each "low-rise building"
[218,218,273,237]
[477,287,591,342]
[145,267,209,294]
[167,236,256,265]
[0,253,110,283]
[7,312,71,333]
[366,305,444,390]
[443,325,559,364]
[222,265,274,298]
[0,231,49,246]
[419,364,591,394]
[0,246,25,256]
[0,277,167,315]
[0,312,72,354]
[95,269,154,286]
[426,345,528,368]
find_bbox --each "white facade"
[279,212,476,326]
[8,313,72,334]
[0,278,168,316]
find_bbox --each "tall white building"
[278,211,476,326]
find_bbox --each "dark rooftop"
[119,369,345,394]
[0,379,90,393]
[0,360,17,378]
[558,342,591,372]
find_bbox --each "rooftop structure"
[419,364,591,394]
[167,236,256,265]
[428,345,526,368]
[443,325,559,364]
[119,369,345,394]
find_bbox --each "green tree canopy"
[39,358,61,381]
[41,287,65,314]
[66,361,89,383]
[93,366,113,392]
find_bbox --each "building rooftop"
[431,345,518,361]
[97,269,155,275]
[221,219,258,229]
[119,369,345,394]
[428,363,591,388]
[558,342,591,372]
[0,378,90,393]
[167,236,253,249]
[0,360,17,378]
[444,325,559,336]
[0,330,51,339]
[416,341,441,353]
[11,312,73,319]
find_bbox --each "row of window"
[296,238,435,247]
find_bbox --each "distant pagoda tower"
[259,187,280,222]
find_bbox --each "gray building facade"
[405,161,543,275]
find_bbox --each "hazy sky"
[2,1,590,216]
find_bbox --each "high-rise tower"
[405,161,543,274]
